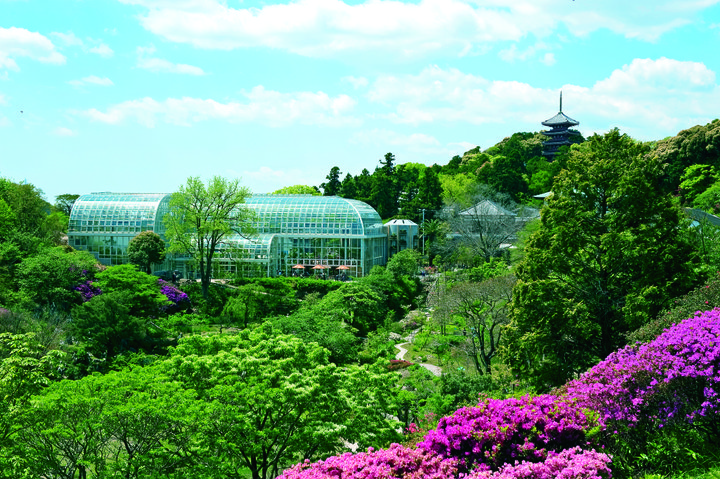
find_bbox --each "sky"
[1,0,719,203]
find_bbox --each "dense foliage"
[505,129,698,390]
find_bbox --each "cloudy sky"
[1,0,719,201]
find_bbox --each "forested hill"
[308,119,720,221]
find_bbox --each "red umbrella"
[336,265,350,270]
[292,264,306,269]
[312,264,326,270]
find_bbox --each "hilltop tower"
[541,92,580,160]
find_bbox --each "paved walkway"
[395,341,442,377]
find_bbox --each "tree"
[503,129,698,390]
[370,153,399,219]
[272,185,321,195]
[164,176,254,299]
[94,264,169,317]
[160,328,401,479]
[16,247,99,311]
[320,166,342,196]
[386,248,421,278]
[54,194,80,217]
[440,187,533,264]
[431,274,515,375]
[127,231,166,274]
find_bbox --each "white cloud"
[89,43,114,58]
[52,127,76,136]
[69,75,115,87]
[116,0,718,59]
[51,31,114,57]
[137,57,205,75]
[364,58,720,141]
[342,76,369,89]
[76,87,359,127]
[136,45,206,75]
[0,27,65,71]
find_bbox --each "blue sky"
[1,0,719,202]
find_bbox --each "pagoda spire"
[559,91,563,112]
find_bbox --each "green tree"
[504,129,698,390]
[386,248,421,278]
[53,194,80,217]
[69,291,149,359]
[370,153,399,219]
[272,184,320,195]
[678,164,717,205]
[339,173,357,198]
[164,176,254,299]
[94,264,168,317]
[127,231,166,274]
[161,328,401,479]
[16,247,98,311]
[320,166,342,196]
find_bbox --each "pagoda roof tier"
[542,128,581,137]
[542,111,579,127]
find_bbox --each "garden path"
[395,341,442,377]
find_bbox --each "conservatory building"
[68,193,388,278]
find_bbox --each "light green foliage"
[0,333,62,475]
[317,281,389,335]
[164,176,254,298]
[679,164,718,205]
[160,328,401,479]
[504,129,698,391]
[694,181,720,213]
[653,118,720,193]
[272,184,321,195]
[126,230,166,274]
[14,367,199,479]
[386,248,421,278]
[16,246,98,311]
[95,264,168,317]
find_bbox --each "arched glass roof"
[245,195,384,237]
[69,193,171,236]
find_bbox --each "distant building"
[385,219,419,256]
[541,92,580,160]
[68,193,388,278]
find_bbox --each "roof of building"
[542,111,580,127]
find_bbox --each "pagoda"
[541,92,580,160]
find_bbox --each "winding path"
[395,342,442,377]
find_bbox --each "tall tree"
[164,176,254,298]
[503,129,698,390]
[370,153,399,219]
[127,231,166,274]
[320,166,342,196]
[339,173,357,199]
[54,194,80,217]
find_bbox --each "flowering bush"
[158,280,191,313]
[277,443,458,479]
[388,359,414,371]
[466,447,612,479]
[74,280,102,302]
[417,395,600,473]
[564,308,720,429]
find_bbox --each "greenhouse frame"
[68,193,389,278]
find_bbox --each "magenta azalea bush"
[277,443,459,479]
[466,447,612,479]
[564,308,720,429]
[278,308,720,479]
[417,395,599,473]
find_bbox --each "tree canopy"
[503,129,698,390]
[164,176,254,298]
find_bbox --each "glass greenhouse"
[68,193,388,278]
